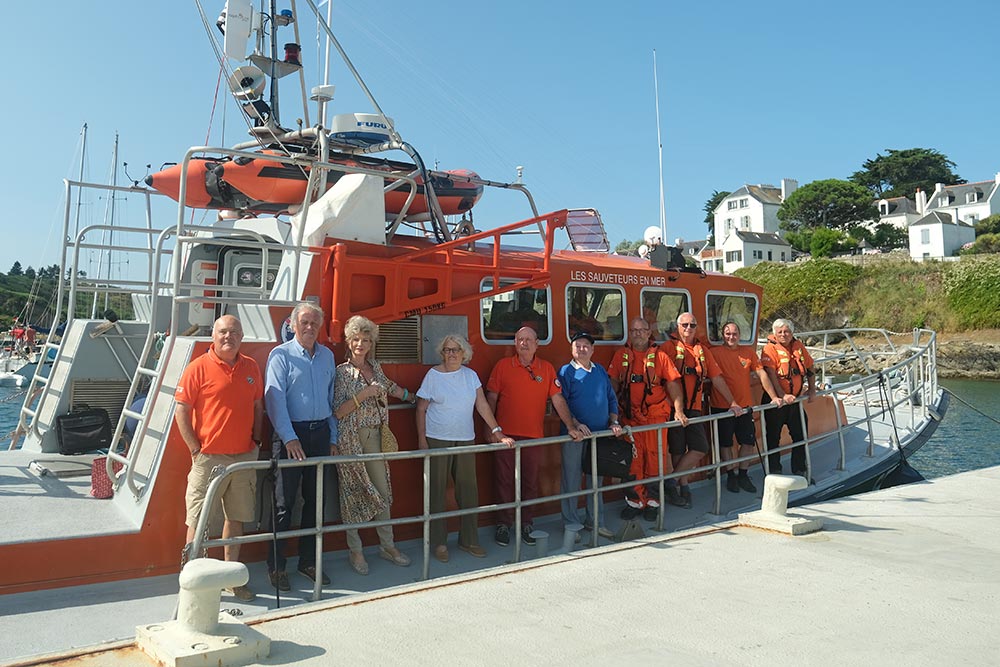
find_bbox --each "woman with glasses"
[333,315,414,575]
[415,334,513,563]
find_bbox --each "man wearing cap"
[558,331,622,538]
[175,314,263,602]
[608,317,684,520]
[486,326,579,547]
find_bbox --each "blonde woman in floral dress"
[333,316,414,575]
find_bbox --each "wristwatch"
[491,426,503,434]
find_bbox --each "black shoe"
[679,486,692,509]
[642,506,659,522]
[297,565,330,586]
[769,465,783,475]
[495,524,510,546]
[621,504,642,519]
[726,474,740,493]
[269,570,290,592]
[521,525,536,546]
[738,473,757,493]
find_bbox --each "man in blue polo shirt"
[558,331,623,539]
[265,302,338,590]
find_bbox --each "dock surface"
[17,464,998,666]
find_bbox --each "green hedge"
[944,255,1000,328]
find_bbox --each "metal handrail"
[189,327,939,598]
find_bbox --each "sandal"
[349,552,369,576]
[379,546,411,567]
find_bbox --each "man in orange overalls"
[609,317,684,520]
[760,318,817,477]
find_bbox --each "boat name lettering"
[403,302,446,317]
[569,270,666,286]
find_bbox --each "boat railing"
[188,327,940,599]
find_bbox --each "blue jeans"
[560,440,604,528]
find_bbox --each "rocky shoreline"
[936,340,1000,380]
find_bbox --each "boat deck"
[10,463,999,666]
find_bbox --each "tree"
[614,238,644,256]
[809,228,844,258]
[703,189,730,237]
[850,148,964,198]
[24,266,36,279]
[961,233,1000,255]
[9,261,22,276]
[975,214,1000,237]
[777,179,878,232]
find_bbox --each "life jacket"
[667,336,707,412]
[765,335,811,396]
[617,343,661,417]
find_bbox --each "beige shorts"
[185,448,259,527]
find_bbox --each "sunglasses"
[679,323,698,329]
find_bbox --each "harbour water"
[0,379,995,479]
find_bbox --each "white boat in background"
[0,1,949,664]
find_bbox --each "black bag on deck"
[56,405,113,455]
[582,436,634,479]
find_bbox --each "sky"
[4,0,1000,279]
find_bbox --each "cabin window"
[640,288,690,342]
[481,279,550,342]
[566,284,625,342]
[705,292,759,344]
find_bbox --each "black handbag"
[582,436,634,479]
[56,404,113,455]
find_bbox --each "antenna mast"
[653,49,666,241]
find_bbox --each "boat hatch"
[564,208,610,252]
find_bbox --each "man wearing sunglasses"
[663,313,742,509]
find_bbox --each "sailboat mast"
[73,123,88,241]
[653,49,666,241]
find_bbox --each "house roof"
[879,196,917,215]
[910,211,975,228]
[715,184,783,212]
[734,231,791,246]
[926,179,999,211]
[672,238,708,255]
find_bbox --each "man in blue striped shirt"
[265,302,338,590]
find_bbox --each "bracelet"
[610,421,619,426]
[353,395,361,408]
[403,388,409,401]
[491,426,503,434]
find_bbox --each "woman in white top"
[415,334,513,563]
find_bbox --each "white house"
[706,179,797,272]
[908,211,975,260]
[877,196,921,230]
[922,173,1000,227]
[721,231,792,273]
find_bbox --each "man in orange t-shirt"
[710,321,783,493]
[609,317,684,520]
[487,326,578,547]
[175,314,263,601]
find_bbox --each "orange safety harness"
[767,337,812,396]
[667,336,708,412]
[617,344,661,418]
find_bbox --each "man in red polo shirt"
[175,314,263,601]
[487,326,579,547]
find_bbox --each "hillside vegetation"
[737,255,1000,333]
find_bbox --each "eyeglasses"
[442,347,462,354]
[679,323,698,329]
[524,365,542,383]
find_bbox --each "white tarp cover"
[290,173,387,246]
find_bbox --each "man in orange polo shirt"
[175,314,263,602]
[609,317,684,520]
[487,326,579,547]
[710,321,784,494]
